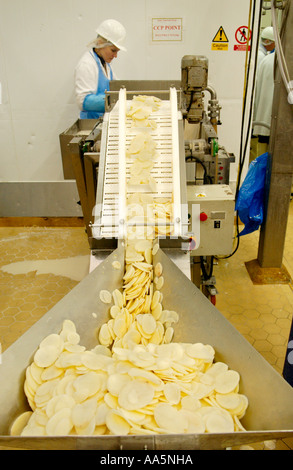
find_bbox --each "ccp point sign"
[152,18,182,42]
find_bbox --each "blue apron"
[80,51,113,119]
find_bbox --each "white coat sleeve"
[75,55,99,111]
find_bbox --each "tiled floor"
[0,201,293,450]
[215,207,293,376]
[0,225,91,351]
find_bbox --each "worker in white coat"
[257,26,275,73]
[75,19,126,119]
[250,27,275,162]
[253,50,275,157]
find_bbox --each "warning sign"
[211,26,229,51]
[234,26,251,51]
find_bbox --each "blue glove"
[83,93,105,113]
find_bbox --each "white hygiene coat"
[256,43,267,75]
[253,51,275,137]
[75,49,117,117]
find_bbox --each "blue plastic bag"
[235,152,268,236]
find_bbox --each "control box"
[187,184,235,256]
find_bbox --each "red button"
[200,212,208,221]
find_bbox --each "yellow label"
[211,43,229,51]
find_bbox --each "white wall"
[0,0,260,186]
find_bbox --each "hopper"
[0,245,293,450]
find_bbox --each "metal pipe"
[205,86,221,126]
[205,85,218,100]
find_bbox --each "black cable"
[187,92,194,113]
[216,210,241,260]
[185,155,213,184]
[200,256,214,281]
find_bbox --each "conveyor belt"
[93,88,184,240]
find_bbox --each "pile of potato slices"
[126,94,161,128]
[11,238,248,437]
[126,132,157,189]
[98,239,175,349]
[126,193,173,239]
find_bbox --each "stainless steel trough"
[0,245,293,450]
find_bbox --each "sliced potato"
[118,380,155,410]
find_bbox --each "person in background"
[252,50,275,158]
[75,19,127,119]
[257,26,275,73]
[250,27,275,162]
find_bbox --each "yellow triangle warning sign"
[212,26,229,42]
